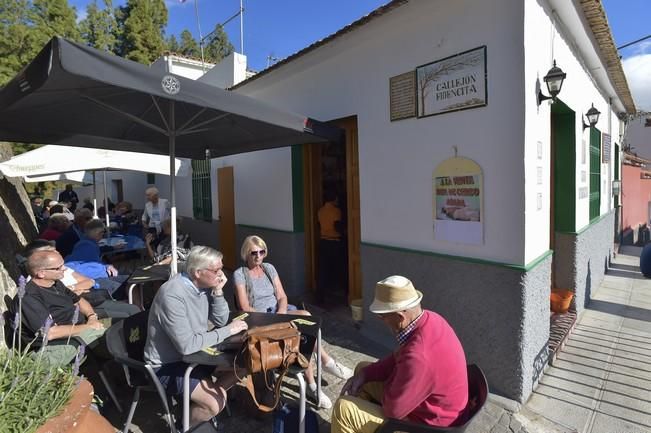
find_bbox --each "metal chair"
[105,310,177,433]
[375,364,489,433]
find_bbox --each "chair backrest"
[463,364,488,422]
[105,309,151,387]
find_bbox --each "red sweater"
[363,310,468,427]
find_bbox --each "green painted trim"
[238,224,297,234]
[556,210,613,235]
[361,242,553,272]
[291,146,305,233]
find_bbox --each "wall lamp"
[538,61,567,105]
[582,104,601,130]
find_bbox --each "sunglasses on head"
[250,250,266,257]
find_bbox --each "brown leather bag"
[236,321,309,412]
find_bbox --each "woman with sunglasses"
[234,235,353,409]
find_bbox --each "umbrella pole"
[103,169,110,230]
[92,170,98,219]
[170,102,178,276]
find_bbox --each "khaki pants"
[36,328,106,367]
[331,362,387,433]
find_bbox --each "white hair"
[186,246,223,276]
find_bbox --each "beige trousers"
[331,362,387,433]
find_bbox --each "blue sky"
[69,0,649,110]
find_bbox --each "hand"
[86,320,104,331]
[215,271,227,290]
[340,372,365,397]
[145,233,154,244]
[106,265,119,277]
[228,319,248,336]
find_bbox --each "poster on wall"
[433,156,483,244]
[417,46,487,117]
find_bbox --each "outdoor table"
[181,311,323,433]
[125,263,170,305]
[99,234,146,258]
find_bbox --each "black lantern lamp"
[538,61,567,105]
[582,104,601,130]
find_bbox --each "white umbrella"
[0,145,189,226]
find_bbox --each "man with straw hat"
[332,275,468,432]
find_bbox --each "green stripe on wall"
[291,145,304,233]
[361,242,553,272]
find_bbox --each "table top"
[127,263,170,284]
[182,311,321,367]
[100,234,145,256]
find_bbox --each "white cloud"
[622,53,651,112]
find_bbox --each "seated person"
[113,201,137,232]
[56,208,93,258]
[332,276,468,433]
[15,249,106,366]
[234,235,353,409]
[145,218,193,267]
[144,246,248,429]
[64,219,127,296]
[39,213,70,241]
[22,240,139,320]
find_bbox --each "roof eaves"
[579,0,636,114]
[231,0,408,89]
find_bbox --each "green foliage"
[79,0,117,52]
[0,0,37,86]
[203,24,233,64]
[0,348,77,433]
[30,0,81,47]
[115,0,168,64]
[165,33,179,53]
[179,29,199,58]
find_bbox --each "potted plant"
[0,277,114,433]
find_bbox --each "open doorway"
[303,116,361,309]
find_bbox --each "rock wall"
[0,143,38,348]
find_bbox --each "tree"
[0,0,35,86]
[115,0,168,64]
[203,24,233,64]
[165,34,179,53]
[179,29,199,58]
[79,0,117,52]
[30,0,81,49]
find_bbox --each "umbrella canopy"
[0,145,189,179]
[25,170,91,183]
[0,37,342,274]
[0,37,340,158]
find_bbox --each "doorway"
[304,116,361,308]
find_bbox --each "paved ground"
[521,246,651,433]
[103,247,650,432]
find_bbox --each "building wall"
[621,164,651,239]
[523,0,622,263]
[554,211,615,314]
[236,0,527,265]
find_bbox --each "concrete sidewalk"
[520,245,651,433]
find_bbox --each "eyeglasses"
[250,250,266,257]
[42,264,65,272]
[202,268,222,275]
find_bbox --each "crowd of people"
[14,185,470,432]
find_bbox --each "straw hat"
[369,275,423,314]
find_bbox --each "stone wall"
[0,143,38,348]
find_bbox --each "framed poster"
[417,46,487,117]
[433,156,483,244]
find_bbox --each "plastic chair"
[105,310,177,433]
[375,364,489,433]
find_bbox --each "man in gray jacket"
[145,246,248,427]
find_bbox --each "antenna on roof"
[267,54,279,68]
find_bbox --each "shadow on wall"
[584,263,592,309]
